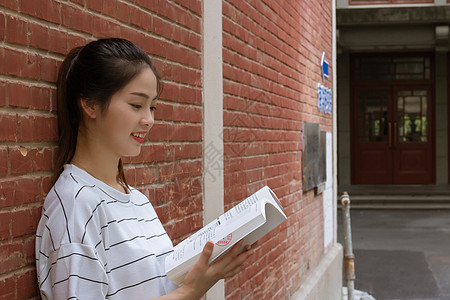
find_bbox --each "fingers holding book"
[211,240,254,279]
[180,240,254,299]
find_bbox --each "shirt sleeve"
[40,243,108,300]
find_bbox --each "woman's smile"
[131,131,147,144]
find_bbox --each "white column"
[332,0,338,245]
[202,0,224,299]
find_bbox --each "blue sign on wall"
[318,83,332,114]
[321,52,329,80]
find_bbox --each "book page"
[167,193,263,269]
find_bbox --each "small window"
[354,55,431,81]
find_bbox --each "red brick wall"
[222,0,332,299]
[0,0,202,298]
[0,0,333,299]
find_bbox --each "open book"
[165,185,287,285]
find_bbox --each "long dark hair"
[55,38,161,190]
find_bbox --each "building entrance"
[350,54,435,184]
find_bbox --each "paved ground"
[337,209,450,300]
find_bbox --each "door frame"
[350,52,435,185]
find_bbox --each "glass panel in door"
[397,90,428,143]
[358,90,388,142]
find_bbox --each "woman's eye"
[131,104,142,109]
[150,106,157,111]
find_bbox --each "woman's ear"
[80,98,99,119]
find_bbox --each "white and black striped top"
[35,164,178,299]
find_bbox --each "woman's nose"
[141,109,155,128]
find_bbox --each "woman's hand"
[180,240,253,299]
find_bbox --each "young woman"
[35,38,252,300]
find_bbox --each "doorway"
[350,54,435,184]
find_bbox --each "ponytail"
[54,47,82,184]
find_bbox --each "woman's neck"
[71,131,126,193]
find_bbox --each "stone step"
[338,194,450,209]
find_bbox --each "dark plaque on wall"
[302,122,326,192]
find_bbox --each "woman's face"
[92,66,158,158]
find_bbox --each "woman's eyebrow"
[130,92,158,101]
[130,92,150,99]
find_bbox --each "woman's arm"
[155,240,253,300]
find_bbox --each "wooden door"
[352,87,393,184]
[393,87,433,183]
[351,86,434,184]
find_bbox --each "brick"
[169,124,202,142]
[30,85,51,111]
[11,206,42,238]
[13,177,44,205]
[0,180,14,208]
[69,0,84,5]
[153,17,173,40]
[20,0,60,24]
[178,86,201,105]
[49,28,67,54]
[174,143,202,160]
[142,144,166,162]
[28,21,49,51]
[167,212,202,241]
[129,6,152,31]
[67,34,87,53]
[0,48,35,78]
[86,0,102,12]
[38,54,59,83]
[0,0,18,10]
[168,195,202,220]
[42,175,53,196]
[0,12,5,41]
[134,0,158,12]
[158,3,201,33]
[6,14,28,45]
[0,147,7,176]
[166,46,200,70]
[153,186,166,206]
[9,145,53,174]
[0,211,11,240]
[115,1,130,23]
[154,205,169,224]
[93,17,121,38]
[61,3,94,34]
[147,123,168,141]
[101,0,117,17]
[134,166,158,185]
[0,273,15,300]
[171,104,202,123]
[17,114,57,142]
[8,81,31,108]
[16,268,39,299]
[0,81,5,106]
[0,113,17,141]
[22,236,36,264]
[0,241,24,273]
[171,0,201,15]
[124,167,136,187]
[138,35,166,58]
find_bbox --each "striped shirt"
[35,164,178,299]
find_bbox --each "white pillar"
[202,0,224,299]
[332,0,338,245]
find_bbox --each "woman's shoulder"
[43,166,109,216]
